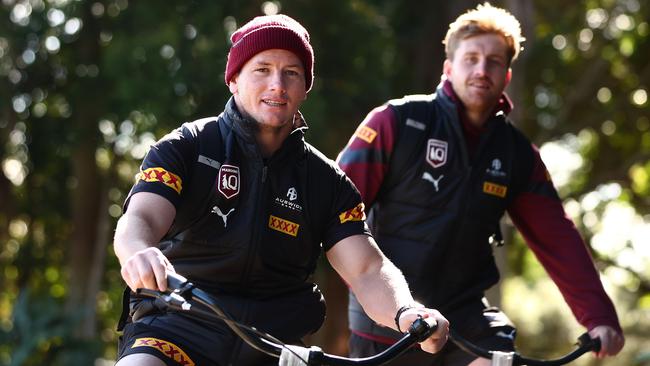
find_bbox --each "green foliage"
[1,0,649,364]
[0,289,99,366]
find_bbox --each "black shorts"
[118,312,284,366]
[117,289,326,366]
[349,298,516,366]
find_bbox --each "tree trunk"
[486,0,537,307]
[64,0,106,339]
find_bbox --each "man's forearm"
[113,213,161,266]
[349,257,417,331]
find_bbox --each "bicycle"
[137,272,600,366]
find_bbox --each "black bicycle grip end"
[166,272,189,291]
[577,332,601,353]
[408,315,438,342]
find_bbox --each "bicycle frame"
[136,273,600,366]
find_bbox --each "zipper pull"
[262,166,268,183]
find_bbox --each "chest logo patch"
[426,139,448,168]
[355,125,377,144]
[287,187,298,201]
[211,206,235,227]
[138,167,182,194]
[486,158,507,178]
[217,164,240,199]
[483,182,508,198]
[269,215,299,237]
[422,172,444,192]
[339,203,366,224]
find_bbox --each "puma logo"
[211,206,235,227]
[496,330,516,340]
[422,172,444,192]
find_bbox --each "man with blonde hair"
[338,3,624,365]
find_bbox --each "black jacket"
[346,87,534,337]
[122,98,369,338]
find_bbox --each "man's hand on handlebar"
[588,325,624,358]
[120,247,175,292]
[399,307,449,354]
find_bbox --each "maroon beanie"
[225,14,314,91]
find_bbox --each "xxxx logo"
[483,182,508,198]
[138,167,182,194]
[268,215,299,237]
[339,202,366,224]
[132,337,195,366]
[355,125,378,144]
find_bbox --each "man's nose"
[269,71,287,92]
[474,59,489,75]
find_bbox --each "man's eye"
[464,56,478,64]
[488,58,505,67]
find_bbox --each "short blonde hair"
[443,2,524,65]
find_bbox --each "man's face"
[229,49,307,130]
[443,33,511,115]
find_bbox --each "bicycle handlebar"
[449,328,600,366]
[137,272,438,366]
[137,273,599,366]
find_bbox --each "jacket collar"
[222,97,308,161]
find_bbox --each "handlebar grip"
[422,315,438,330]
[166,272,189,291]
[408,315,438,342]
[577,332,601,353]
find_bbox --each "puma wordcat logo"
[212,206,235,227]
[422,172,444,192]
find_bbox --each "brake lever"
[135,273,196,312]
[136,288,192,312]
[167,272,190,291]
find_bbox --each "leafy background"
[0,0,648,365]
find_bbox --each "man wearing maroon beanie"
[114,13,448,366]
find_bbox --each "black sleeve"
[123,124,197,212]
[318,158,372,251]
[308,145,370,251]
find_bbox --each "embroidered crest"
[426,139,448,168]
[217,164,240,199]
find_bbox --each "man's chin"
[256,118,293,131]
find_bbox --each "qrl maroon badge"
[217,164,240,199]
[426,139,448,168]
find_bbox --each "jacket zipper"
[240,163,268,288]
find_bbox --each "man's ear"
[228,74,239,94]
[504,68,512,86]
[443,59,452,80]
